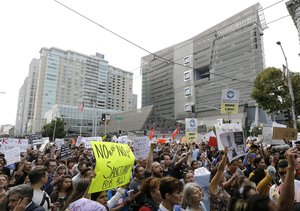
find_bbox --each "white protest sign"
[133,137,150,160]
[219,131,245,162]
[215,123,243,150]
[5,147,20,166]
[54,138,65,149]
[85,137,102,149]
[0,138,28,153]
[194,167,211,210]
[118,136,129,144]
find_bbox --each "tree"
[42,118,66,141]
[252,67,300,128]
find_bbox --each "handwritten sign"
[272,127,298,141]
[5,147,20,166]
[89,142,135,193]
[60,144,72,160]
[0,138,28,153]
[133,137,149,160]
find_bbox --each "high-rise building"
[32,47,133,133]
[141,3,267,127]
[286,0,300,44]
[15,59,39,136]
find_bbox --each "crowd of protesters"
[0,135,299,211]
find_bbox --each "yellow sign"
[88,142,135,193]
[221,102,238,114]
[186,132,198,143]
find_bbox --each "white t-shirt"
[32,189,51,211]
[68,198,107,211]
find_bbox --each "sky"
[0,0,299,126]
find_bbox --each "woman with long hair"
[50,175,73,210]
[139,177,162,211]
[63,179,106,211]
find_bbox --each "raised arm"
[209,148,228,195]
[145,142,155,172]
[277,148,297,211]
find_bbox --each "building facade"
[15,59,39,136]
[286,0,300,44]
[32,47,133,133]
[141,3,267,127]
[45,104,117,137]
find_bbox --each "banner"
[0,138,28,153]
[89,142,135,193]
[219,131,245,162]
[54,138,65,149]
[60,144,72,160]
[133,137,150,160]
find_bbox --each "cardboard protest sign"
[219,131,245,162]
[89,142,135,193]
[272,127,298,141]
[5,147,20,166]
[85,137,102,149]
[133,137,150,160]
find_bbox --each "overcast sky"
[0,0,299,126]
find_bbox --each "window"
[184,70,192,81]
[184,87,192,97]
[183,55,191,65]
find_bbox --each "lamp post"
[276,41,297,128]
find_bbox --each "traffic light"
[191,105,195,113]
[101,113,106,121]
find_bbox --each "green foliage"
[42,118,66,141]
[252,67,290,114]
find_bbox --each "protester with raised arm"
[209,148,231,211]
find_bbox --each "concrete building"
[32,47,133,133]
[141,3,267,128]
[287,0,300,44]
[15,59,40,136]
[130,94,138,110]
[45,104,117,137]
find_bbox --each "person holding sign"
[208,148,231,211]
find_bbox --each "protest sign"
[272,127,298,141]
[89,142,135,193]
[117,136,129,144]
[54,138,65,149]
[0,138,28,153]
[60,144,72,160]
[215,123,243,150]
[185,118,198,143]
[85,137,102,149]
[219,131,245,162]
[4,147,20,166]
[133,137,150,160]
[194,167,211,210]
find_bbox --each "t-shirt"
[68,198,107,211]
[32,189,51,211]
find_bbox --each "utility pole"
[277,41,297,128]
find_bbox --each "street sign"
[114,117,123,120]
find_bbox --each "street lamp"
[276,41,297,128]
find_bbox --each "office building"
[32,47,133,133]
[286,0,300,44]
[141,3,267,127]
[15,59,39,136]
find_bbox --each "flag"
[163,131,166,138]
[208,136,217,147]
[149,128,155,140]
[79,102,84,112]
[172,128,179,140]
